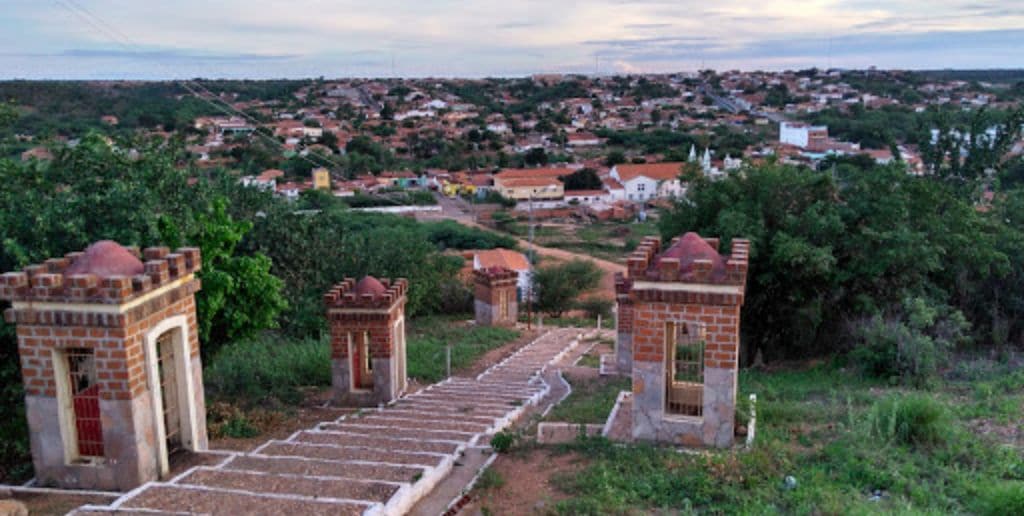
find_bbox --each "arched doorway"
[145,316,200,478]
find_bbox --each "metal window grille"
[67,348,104,458]
[665,322,705,417]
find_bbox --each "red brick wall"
[632,301,740,369]
[14,281,200,401]
[327,304,403,360]
[617,300,633,333]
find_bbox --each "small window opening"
[67,348,104,459]
[665,322,705,417]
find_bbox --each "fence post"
[597,315,602,330]
[446,345,452,379]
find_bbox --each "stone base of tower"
[331,357,402,407]
[630,364,737,449]
[615,332,632,374]
[27,394,158,491]
[474,299,518,327]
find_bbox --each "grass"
[406,315,520,382]
[545,375,631,425]
[535,220,660,262]
[577,353,601,368]
[545,358,1024,514]
[205,334,331,405]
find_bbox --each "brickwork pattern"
[3,247,202,402]
[1,243,206,490]
[473,267,518,326]
[326,277,408,406]
[624,234,749,448]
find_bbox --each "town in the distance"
[12,69,1021,208]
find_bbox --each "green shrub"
[490,431,516,453]
[476,468,506,490]
[867,394,951,448]
[221,415,260,438]
[974,481,1024,516]
[422,220,517,250]
[576,298,613,320]
[205,335,331,404]
[850,298,968,387]
[406,316,519,382]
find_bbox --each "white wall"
[779,122,809,148]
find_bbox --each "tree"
[532,259,602,317]
[524,147,549,166]
[659,161,1010,362]
[605,150,626,167]
[159,199,287,350]
[560,168,602,190]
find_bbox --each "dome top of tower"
[64,240,144,279]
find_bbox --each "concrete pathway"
[71,328,583,516]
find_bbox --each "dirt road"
[422,195,625,299]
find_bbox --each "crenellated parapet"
[323,277,408,311]
[0,246,201,306]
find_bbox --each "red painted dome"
[64,240,145,278]
[354,275,387,297]
[654,232,726,280]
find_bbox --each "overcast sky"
[2,0,1022,79]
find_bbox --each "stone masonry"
[0,241,207,490]
[474,267,518,327]
[622,233,749,448]
[325,276,408,407]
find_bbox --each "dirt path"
[423,196,625,299]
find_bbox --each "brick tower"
[325,276,408,406]
[622,233,749,448]
[0,241,207,490]
[474,267,518,326]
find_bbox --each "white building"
[609,162,686,202]
[780,121,828,149]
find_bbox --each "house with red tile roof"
[609,162,686,202]
[473,248,531,298]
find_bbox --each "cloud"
[1,0,1022,78]
[623,23,674,29]
[61,48,301,62]
[496,21,538,29]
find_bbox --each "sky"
[1,0,1022,79]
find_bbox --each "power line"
[52,0,351,174]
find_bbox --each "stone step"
[428,383,542,397]
[421,387,533,401]
[223,455,424,484]
[351,414,491,433]
[293,430,462,454]
[318,422,475,442]
[259,441,446,467]
[406,393,523,408]
[175,467,399,504]
[389,399,510,417]
[118,484,369,515]
[373,409,498,426]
